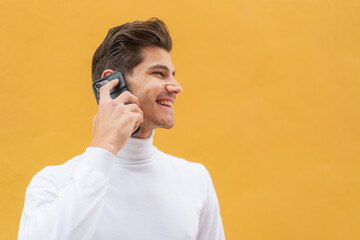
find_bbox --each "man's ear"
[101,69,116,78]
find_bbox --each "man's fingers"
[115,91,140,106]
[98,81,140,107]
[125,104,144,122]
[131,111,143,133]
[99,79,119,102]
[133,122,140,133]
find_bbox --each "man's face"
[125,46,182,133]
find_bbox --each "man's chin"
[144,114,175,130]
[162,123,174,129]
[158,120,174,129]
[156,119,175,129]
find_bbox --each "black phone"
[92,72,141,136]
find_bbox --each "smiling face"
[125,46,182,138]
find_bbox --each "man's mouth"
[156,99,174,108]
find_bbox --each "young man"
[18,18,225,240]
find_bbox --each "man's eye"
[153,72,164,77]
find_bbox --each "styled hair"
[91,17,172,81]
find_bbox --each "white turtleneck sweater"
[18,133,225,240]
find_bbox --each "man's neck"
[132,126,153,139]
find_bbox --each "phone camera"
[95,83,102,89]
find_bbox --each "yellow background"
[1,0,360,239]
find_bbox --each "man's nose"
[166,77,183,94]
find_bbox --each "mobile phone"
[92,72,141,136]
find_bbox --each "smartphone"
[92,72,141,136]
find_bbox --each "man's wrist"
[81,147,116,176]
[89,139,118,155]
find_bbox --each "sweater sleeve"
[18,147,115,240]
[196,165,225,240]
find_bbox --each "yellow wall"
[1,0,360,239]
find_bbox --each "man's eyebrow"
[149,64,175,76]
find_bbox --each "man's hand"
[89,79,143,155]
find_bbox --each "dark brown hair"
[91,18,172,81]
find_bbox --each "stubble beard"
[143,109,175,130]
[137,93,176,131]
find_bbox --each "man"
[18,18,225,240]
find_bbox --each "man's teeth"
[158,100,173,107]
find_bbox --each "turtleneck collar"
[115,130,156,164]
